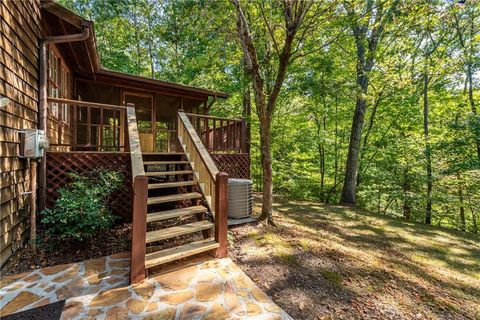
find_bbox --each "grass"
[232,195,480,320]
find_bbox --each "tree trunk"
[457,171,466,231]
[332,97,339,205]
[341,79,368,205]
[403,170,411,220]
[357,90,382,187]
[423,73,433,225]
[242,84,252,155]
[315,116,326,202]
[258,119,273,224]
[466,62,480,160]
[472,209,478,234]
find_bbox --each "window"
[48,46,71,124]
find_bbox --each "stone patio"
[0,253,290,319]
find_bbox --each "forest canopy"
[60,0,480,234]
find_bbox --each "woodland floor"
[230,195,480,320]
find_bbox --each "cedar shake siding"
[0,0,41,267]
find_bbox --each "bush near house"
[42,170,123,241]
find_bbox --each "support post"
[214,172,229,258]
[130,175,148,284]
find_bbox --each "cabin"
[0,0,250,283]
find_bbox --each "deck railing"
[185,113,247,154]
[178,110,228,258]
[47,97,127,151]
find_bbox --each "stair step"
[147,192,203,205]
[147,206,208,223]
[145,238,219,268]
[146,220,213,243]
[148,180,196,190]
[146,170,193,177]
[144,161,189,165]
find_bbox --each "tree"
[340,0,400,205]
[450,2,480,160]
[230,0,323,224]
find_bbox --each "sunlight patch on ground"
[234,195,480,319]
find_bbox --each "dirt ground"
[230,195,480,320]
[2,222,132,275]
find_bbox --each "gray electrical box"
[19,129,49,158]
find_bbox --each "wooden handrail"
[184,112,242,122]
[126,103,148,284]
[127,105,145,178]
[179,112,219,179]
[178,110,228,258]
[178,111,219,213]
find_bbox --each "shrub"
[42,169,123,241]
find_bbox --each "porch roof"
[40,0,229,100]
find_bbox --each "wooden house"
[0,0,250,282]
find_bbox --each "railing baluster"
[177,112,248,154]
[213,119,217,150]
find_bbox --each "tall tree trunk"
[454,10,479,159]
[357,90,383,187]
[341,74,368,204]
[340,0,396,205]
[258,120,273,224]
[457,171,466,231]
[471,209,478,234]
[242,78,252,155]
[423,73,433,225]
[132,1,141,73]
[146,18,155,79]
[466,62,480,160]
[403,169,411,220]
[316,115,326,202]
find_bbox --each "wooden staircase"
[128,107,228,284]
[142,153,219,270]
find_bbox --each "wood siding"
[0,0,40,268]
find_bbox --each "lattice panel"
[46,152,132,219]
[211,153,250,179]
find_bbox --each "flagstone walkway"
[0,253,291,319]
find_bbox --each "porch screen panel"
[74,106,123,151]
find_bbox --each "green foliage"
[60,0,480,233]
[41,170,123,241]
